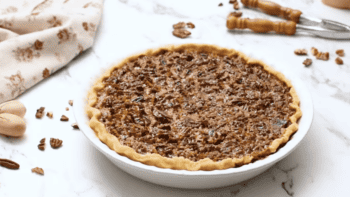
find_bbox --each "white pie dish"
[73,46,313,189]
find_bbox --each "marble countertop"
[1,0,350,196]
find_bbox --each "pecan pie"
[86,44,302,171]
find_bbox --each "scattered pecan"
[335,57,343,65]
[233,2,239,10]
[68,100,73,106]
[71,123,79,129]
[0,158,20,169]
[303,58,312,67]
[43,68,50,79]
[173,22,186,29]
[36,107,45,119]
[229,0,237,4]
[50,138,63,148]
[66,107,69,111]
[228,11,242,18]
[38,138,45,150]
[32,167,44,175]
[336,49,344,57]
[60,115,69,121]
[186,22,195,29]
[316,52,329,61]
[219,3,223,6]
[294,49,307,55]
[173,29,191,39]
[311,47,318,56]
[46,112,53,118]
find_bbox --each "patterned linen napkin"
[0,0,103,104]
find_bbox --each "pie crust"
[86,44,302,171]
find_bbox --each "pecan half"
[233,2,239,10]
[294,49,307,55]
[36,107,45,119]
[60,115,69,121]
[173,22,186,29]
[316,52,329,61]
[335,57,343,65]
[71,123,79,129]
[229,0,237,4]
[336,49,344,57]
[0,158,20,169]
[38,138,45,150]
[50,138,63,148]
[303,58,312,67]
[186,22,195,29]
[228,11,242,18]
[172,29,191,38]
[311,47,318,56]
[46,112,53,118]
[32,167,44,175]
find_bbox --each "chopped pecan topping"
[294,49,307,55]
[335,57,343,65]
[219,3,223,6]
[65,107,69,111]
[50,138,63,148]
[32,167,44,175]
[316,52,329,61]
[186,22,195,29]
[60,115,69,121]
[336,49,344,57]
[228,11,242,18]
[36,107,45,119]
[38,138,46,150]
[311,47,318,56]
[0,158,20,169]
[46,112,53,118]
[303,58,312,67]
[68,100,73,106]
[95,50,296,162]
[172,29,191,39]
[71,123,79,129]
[229,0,237,4]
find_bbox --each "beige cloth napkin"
[0,0,103,104]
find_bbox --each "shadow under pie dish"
[85,44,302,171]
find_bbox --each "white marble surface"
[1,0,350,196]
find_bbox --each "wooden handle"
[241,0,302,23]
[227,17,296,35]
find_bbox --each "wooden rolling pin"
[240,0,302,23]
[227,17,296,35]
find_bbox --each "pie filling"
[93,50,296,162]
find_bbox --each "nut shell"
[0,100,26,118]
[0,113,26,137]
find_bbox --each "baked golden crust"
[86,44,302,171]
